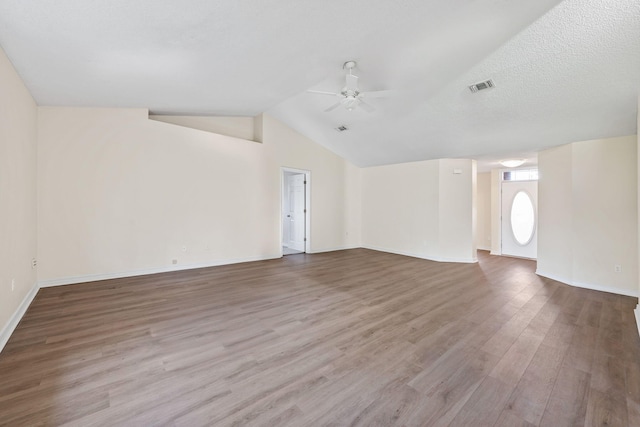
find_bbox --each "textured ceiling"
[0,0,638,167]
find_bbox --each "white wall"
[538,135,638,297]
[37,109,360,284]
[0,46,38,343]
[361,158,476,263]
[476,172,491,250]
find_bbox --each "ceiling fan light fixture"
[342,95,360,111]
[307,60,392,113]
[499,159,526,168]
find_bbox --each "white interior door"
[501,180,537,259]
[287,174,306,251]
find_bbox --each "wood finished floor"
[1,249,639,426]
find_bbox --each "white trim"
[536,269,639,298]
[535,270,578,288]
[362,245,477,263]
[571,280,638,298]
[38,255,280,288]
[307,245,360,254]
[363,245,435,261]
[571,280,639,298]
[281,167,311,256]
[439,256,478,263]
[0,283,39,354]
[635,305,640,338]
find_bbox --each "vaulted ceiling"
[0,0,638,167]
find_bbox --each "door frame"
[497,167,538,258]
[501,179,538,259]
[281,167,311,256]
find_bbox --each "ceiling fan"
[307,61,392,113]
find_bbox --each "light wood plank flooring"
[1,249,638,426]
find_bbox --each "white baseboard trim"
[307,245,360,254]
[439,256,478,263]
[362,245,477,264]
[571,280,639,298]
[490,250,501,256]
[0,283,39,354]
[534,270,572,286]
[536,269,639,298]
[38,254,281,288]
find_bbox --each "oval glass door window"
[510,191,535,245]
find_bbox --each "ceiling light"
[499,159,526,168]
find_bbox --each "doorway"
[282,168,310,255]
[501,170,538,259]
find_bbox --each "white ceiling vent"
[335,125,348,132]
[469,79,495,93]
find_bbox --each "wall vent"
[335,125,348,132]
[469,79,495,93]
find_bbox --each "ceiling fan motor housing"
[343,60,357,70]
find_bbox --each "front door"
[501,180,537,259]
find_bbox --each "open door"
[282,169,309,255]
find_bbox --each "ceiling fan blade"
[360,89,394,98]
[307,90,340,96]
[324,102,342,112]
[358,100,375,113]
[346,73,358,91]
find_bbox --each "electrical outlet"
[172,259,178,265]
[614,265,622,273]
[32,258,37,269]
[11,279,15,292]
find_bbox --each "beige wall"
[490,169,502,254]
[362,160,440,259]
[0,47,38,336]
[149,115,258,142]
[361,158,476,263]
[538,144,573,281]
[439,159,477,262]
[261,114,362,252]
[476,172,491,250]
[538,136,638,296]
[37,109,360,284]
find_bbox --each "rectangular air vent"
[469,79,494,93]
[335,125,348,132]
